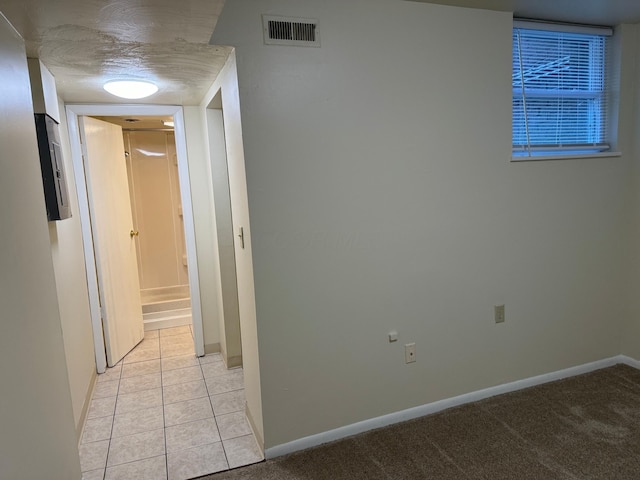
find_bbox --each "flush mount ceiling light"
[103,80,158,99]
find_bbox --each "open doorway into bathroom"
[95,115,193,334]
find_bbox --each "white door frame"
[66,104,205,373]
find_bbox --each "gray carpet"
[203,364,640,479]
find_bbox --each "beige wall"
[212,0,634,449]
[0,13,81,478]
[126,131,189,290]
[621,23,640,359]
[50,100,97,434]
[167,133,189,286]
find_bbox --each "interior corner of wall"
[204,342,221,355]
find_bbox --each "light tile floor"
[80,325,263,480]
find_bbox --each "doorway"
[66,105,205,373]
[201,54,265,450]
[73,105,265,478]
[96,115,194,334]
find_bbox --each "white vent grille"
[262,15,320,47]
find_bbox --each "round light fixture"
[103,80,158,99]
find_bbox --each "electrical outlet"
[405,343,416,363]
[495,304,505,324]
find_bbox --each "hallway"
[79,326,263,480]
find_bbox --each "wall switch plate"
[388,331,398,342]
[495,304,505,324]
[405,343,416,363]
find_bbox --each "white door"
[80,116,144,366]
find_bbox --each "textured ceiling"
[408,0,640,25]
[0,0,231,105]
[5,0,640,107]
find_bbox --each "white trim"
[172,108,205,357]
[143,308,191,322]
[511,151,622,162]
[620,355,640,369]
[144,314,192,331]
[77,371,98,447]
[66,108,106,374]
[513,19,613,37]
[266,355,631,459]
[65,104,205,374]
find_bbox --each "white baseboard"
[619,355,640,369]
[246,404,265,453]
[77,369,98,446]
[143,307,191,322]
[266,355,635,459]
[142,299,191,314]
[144,314,192,331]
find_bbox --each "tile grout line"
[199,347,230,472]
[84,327,208,480]
[106,335,163,478]
[160,332,170,480]
[162,325,203,478]
[102,360,122,480]
[107,363,123,478]
[109,337,160,477]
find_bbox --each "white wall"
[183,107,224,351]
[50,99,97,434]
[207,107,243,367]
[212,0,633,449]
[126,131,189,290]
[621,23,640,359]
[0,13,81,478]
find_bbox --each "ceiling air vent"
[262,15,320,47]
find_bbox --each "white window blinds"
[512,22,612,157]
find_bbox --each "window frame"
[511,20,616,161]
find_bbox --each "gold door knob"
[130,230,139,237]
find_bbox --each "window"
[512,21,613,158]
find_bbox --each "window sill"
[511,151,622,162]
